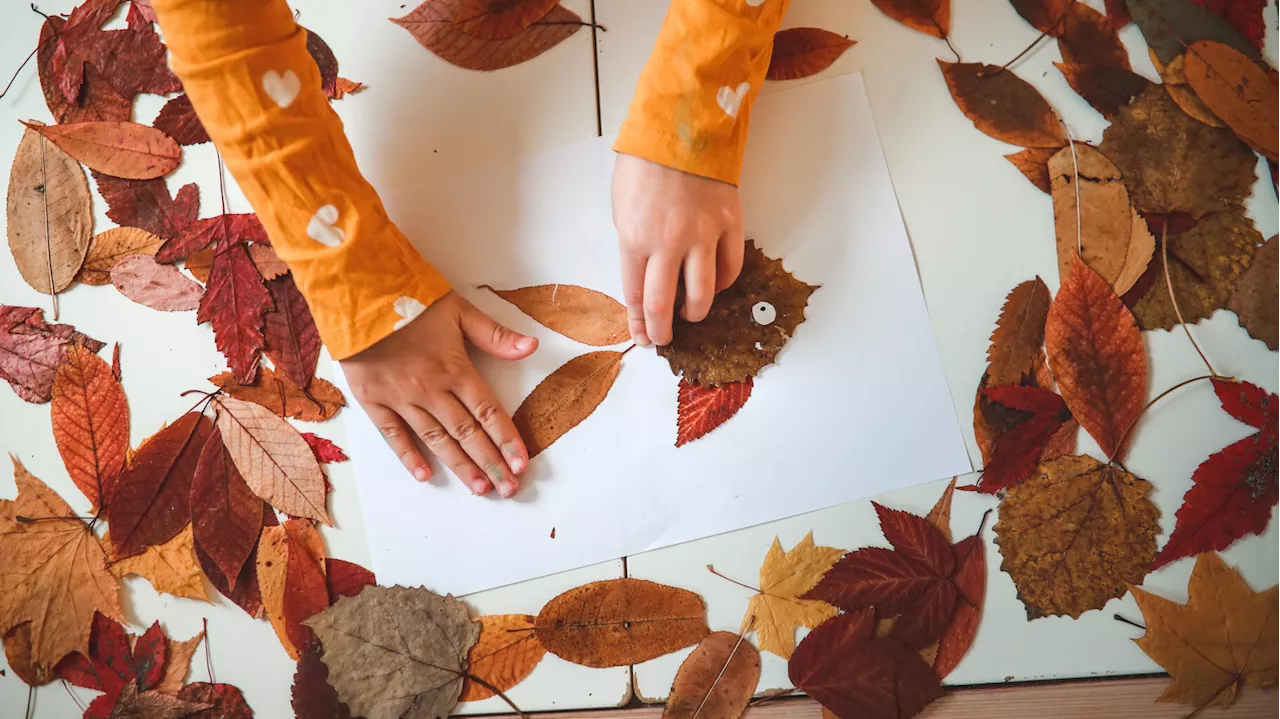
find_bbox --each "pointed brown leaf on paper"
[23,120,181,181]
[486,284,628,346]
[156,629,204,694]
[676,377,752,447]
[1126,0,1260,65]
[393,0,582,71]
[535,578,709,667]
[766,28,855,81]
[110,254,205,311]
[79,227,165,285]
[1131,552,1277,709]
[94,173,200,241]
[459,614,546,701]
[109,524,210,602]
[514,350,625,459]
[1227,236,1278,350]
[1055,63,1150,119]
[52,343,128,509]
[1057,2,1130,69]
[263,275,322,391]
[995,454,1159,618]
[453,0,561,40]
[1004,147,1055,193]
[1183,41,1279,161]
[744,533,843,658]
[215,396,330,524]
[867,0,949,39]
[153,94,210,146]
[1154,52,1225,128]
[191,430,263,587]
[663,632,760,719]
[1009,0,1073,35]
[7,126,94,295]
[210,368,346,422]
[985,277,1051,388]
[0,306,103,403]
[306,585,480,719]
[938,62,1066,148]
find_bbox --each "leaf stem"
[943,34,961,63]
[15,514,95,523]
[37,135,58,320]
[980,6,1071,77]
[706,564,761,594]
[973,508,992,537]
[1108,375,1219,464]
[461,671,527,718]
[747,687,801,707]
[1161,223,1218,377]
[1113,613,1146,631]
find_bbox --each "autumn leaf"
[110,683,211,718]
[190,430,264,587]
[23,120,181,181]
[0,457,123,676]
[160,212,268,264]
[663,632,760,719]
[108,522,208,602]
[1227,236,1278,350]
[325,559,375,604]
[156,629,204,694]
[788,609,944,719]
[766,28,855,81]
[263,275,321,391]
[1190,0,1267,51]
[514,350,626,459]
[1009,0,1072,34]
[92,173,200,241]
[0,305,103,403]
[1104,0,1131,27]
[258,524,299,657]
[535,578,709,667]
[7,126,94,296]
[1057,2,1129,69]
[214,396,330,523]
[742,533,843,658]
[932,534,985,679]
[110,254,205,311]
[249,243,289,280]
[1154,52,1225,128]
[1004,147,1054,193]
[995,454,1159,618]
[984,277,1051,388]
[453,0,561,40]
[1055,62,1151,119]
[484,283,628,346]
[200,242,274,383]
[307,585,480,719]
[106,412,213,558]
[51,343,128,509]
[938,62,1065,148]
[676,377,752,447]
[56,613,175,713]
[177,682,253,718]
[210,367,346,422]
[153,94,211,146]
[459,614,546,701]
[302,433,349,465]
[1183,41,1278,161]
[393,0,583,71]
[194,518,266,618]
[283,531,330,657]
[332,77,365,99]
[292,646,353,719]
[78,227,165,285]
[977,386,1071,493]
[3,623,52,686]
[867,0,949,39]
[37,18,130,124]
[257,522,329,659]
[1125,0,1260,65]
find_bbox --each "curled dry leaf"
[485,283,628,346]
[1009,0,1073,35]
[1154,52,1225,128]
[52,343,128,509]
[79,227,165,285]
[1055,62,1151,119]
[938,62,1066,148]
[1057,2,1129,70]
[7,126,94,295]
[210,367,346,422]
[22,120,181,181]
[1126,0,1260,65]
[744,533,843,658]
[535,578,709,667]
[393,0,582,71]
[109,524,210,602]
[110,254,205,311]
[191,430,264,587]
[984,277,1051,388]
[215,396,331,524]
[676,377,752,447]
[766,28,855,81]
[867,0,949,39]
[1227,236,1278,350]
[662,632,760,719]
[153,94,211,146]
[306,585,480,719]
[994,454,1159,618]
[1183,41,1279,161]
[0,305,103,403]
[514,350,625,459]
[453,0,561,40]
[459,614,546,701]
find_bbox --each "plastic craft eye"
[752,301,777,326]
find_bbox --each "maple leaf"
[1056,2,1129,69]
[263,275,321,391]
[1190,0,1266,51]
[109,522,210,603]
[303,433,349,464]
[452,0,561,40]
[393,0,583,71]
[459,614,547,701]
[153,94,211,146]
[1130,553,1277,710]
[1227,236,1278,350]
[0,306,103,403]
[514,350,626,459]
[663,632,760,719]
[158,212,268,264]
[0,458,123,675]
[938,62,1065,148]
[484,284,629,346]
[8,126,94,297]
[177,682,253,718]
[676,377,752,447]
[51,343,129,509]
[199,242,274,383]
[292,646,353,719]
[867,0,948,39]
[325,559,376,604]
[741,533,843,659]
[1152,380,1278,570]
[1183,41,1278,162]
[79,227,166,285]
[209,368,346,422]
[306,585,481,719]
[1055,62,1151,119]
[110,255,205,312]
[1126,0,1261,65]
[977,385,1071,493]
[766,28,855,81]
[56,613,176,717]
[214,396,330,523]
[23,120,181,181]
[535,578,709,667]
[93,173,201,241]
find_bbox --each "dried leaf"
[199,242,273,383]
[214,396,330,523]
[1009,0,1073,35]
[292,646,353,719]
[303,433,349,464]
[177,682,253,719]
[0,305,103,403]
[513,350,625,459]
[1004,147,1055,193]
[56,612,140,699]
[663,632,760,719]
[393,0,582,71]
[110,682,210,718]
[263,275,321,391]
[258,525,298,657]
[1183,41,1278,161]
[306,585,480,719]
[191,430,263,587]
[110,254,205,311]
[1104,0,1131,27]
[109,524,210,602]
[37,18,131,124]
[153,94,210,146]
[925,479,957,542]
[194,520,265,618]
[454,0,561,40]
[1126,0,1260,65]
[766,28,855,81]
[325,559,375,604]
[23,120,180,181]
[459,614,546,701]
[1130,553,1277,709]
[1057,2,1129,69]
[1189,0,1267,51]
[209,367,346,422]
[985,277,1051,387]
[52,343,128,509]
[1155,52,1225,128]
[303,27,340,98]
[93,174,200,241]
[4,623,52,686]
[932,534,985,679]
[535,578,709,667]
[938,62,1066,148]
[250,243,289,279]
[1055,62,1151,119]
[332,77,364,99]
[1227,236,1278,350]
[744,533,843,658]
[7,126,94,295]
[79,227,165,285]
[676,377,752,447]
[867,0,949,38]
[156,629,204,694]
[486,283,628,346]
[978,386,1071,493]
[994,454,1159,618]
[283,533,330,657]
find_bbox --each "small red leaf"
[977,385,1071,493]
[874,502,955,577]
[0,305,104,404]
[93,173,200,241]
[191,431,264,587]
[932,535,986,679]
[198,242,273,383]
[263,275,321,391]
[153,94,210,146]
[676,377,753,447]
[1213,378,1277,430]
[303,433,350,464]
[324,558,375,604]
[177,682,253,719]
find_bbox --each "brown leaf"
[214,396,330,523]
[513,350,625,459]
[1044,260,1147,460]
[393,0,582,71]
[485,283,627,346]
[1126,0,1261,65]
[109,682,210,718]
[1154,52,1225,127]
[110,254,205,311]
[3,622,52,686]
[1057,2,1130,69]
[7,126,93,295]
[263,275,321,391]
[258,524,299,658]
[459,614,546,701]
[79,227,165,285]
[332,77,364,99]
[925,478,957,543]
[867,0,949,38]
[1227,235,1278,350]
[534,578,709,667]
[152,94,210,146]
[109,524,210,602]
[0,306,103,403]
[52,343,129,509]
[250,243,289,280]
[994,454,1159,618]
[155,629,204,694]
[1004,147,1055,193]
[662,632,760,719]
[1183,41,1279,161]
[22,120,180,181]
[453,0,561,40]
[1055,62,1151,119]
[191,430,263,588]
[984,277,1051,388]
[1009,0,1073,35]
[766,28,855,81]
[938,62,1066,148]
[209,367,346,422]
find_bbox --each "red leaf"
[191,430,264,587]
[177,682,253,719]
[93,173,200,241]
[129,622,166,691]
[393,0,583,71]
[22,120,181,181]
[0,305,104,403]
[157,213,267,264]
[282,540,329,654]
[325,558,375,604]
[55,613,129,696]
[127,0,157,28]
[1104,0,1131,28]
[676,377,753,447]
[106,412,213,558]
[194,519,266,617]
[1213,378,1277,431]
[1190,0,1266,51]
[977,385,1071,493]
[932,535,986,679]
[874,502,955,576]
[153,94,210,146]
[78,21,182,99]
[198,242,274,383]
[804,547,941,616]
[263,275,321,391]
[38,18,131,124]
[291,646,353,719]
[303,433,350,464]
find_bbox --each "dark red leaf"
[153,94,210,146]
[886,577,958,651]
[303,433,350,464]
[291,646,353,719]
[93,173,200,241]
[874,502,955,576]
[932,535,986,679]
[0,305,104,403]
[38,19,131,124]
[191,430,264,588]
[305,28,340,99]
[1104,0,1131,27]
[324,558,375,604]
[263,275,321,391]
[198,242,274,383]
[804,547,940,615]
[81,24,182,99]
[55,613,129,695]
[1058,2,1130,69]
[111,343,122,380]
[1190,0,1266,51]
[1213,378,1277,431]
[978,385,1072,493]
[282,539,329,654]
[157,213,267,264]
[131,0,158,25]
[194,523,265,618]
[129,622,166,691]
[676,377,753,447]
[177,682,253,718]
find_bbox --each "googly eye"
[752,301,776,326]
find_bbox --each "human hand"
[611,153,745,346]
[340,291,537,497]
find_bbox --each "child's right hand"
[611,154,745,346]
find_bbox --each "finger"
[643,253,682,346]
[681,245,717,322]
[716,223,746,293]
[459,300,537,360]
[621,248,649,345]
[366,405,431,482]
[453,366,528,476]
[402,405,490,496]
[430,393,520,498]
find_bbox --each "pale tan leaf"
[214,396,330,524]
[742,533,843,659]
[156,629,205,694]
[249,243,289,280]
[79,227,164,285]
[485,284,628,346]
[1049,144,1149,294]
[513,350,625,459]
[6,126,93,294]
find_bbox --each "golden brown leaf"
[994,455,1159,618]
[332,77,365,98]
[52,343,129,509]
[662,632,761,719]
[185,246,213,283]
[985,277,1052,388]
[22,120,180,181]
[534,578,709,668]
[214,396,330,524]
[485,284,628,346]
[79,227,164,285]
[393,0,581,71]
[766,28,855,81]
[513,350,625,459]
[109,524,210,602]
[3,623,51,686]
[1154,51,1225,128]
[925,478,957,543]
[155,629,204,694]
[1004,147,1055,193]
[938,62,1066,148]
[1130,553,1277,710]
[742,533,843,659]
[1183,41,1279,161]
[453,0,560,40]
[209,368,346,422]
[1227,235,1278,350]
[459,614,546,701]
[1057,2,1129,69]
[7,126,93,295]
[867,0,949,39]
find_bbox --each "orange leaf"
[79,227,165,285]
[1057,1,1130,70]
[766,28,855,81]
[109,524,210,602]
[155,629,204,694]
[868,0,949,39]
[984,277,1051,388]
[52,343,129,509]
[209,367,346,422]
[513,350,625,459]
[214,396,330,524]
[1184,40,1279,161]
[1044,259,1147,460]
[485,284,628,346]
[393,0,582,71]
[110,254,205,311]
[459,614,546,701]
[22,120,180,180]
[924,478,957,543]
[1010,0,1073,35]
[664,632,760,719]
[453,0,560,40]
[939,62,1066,148]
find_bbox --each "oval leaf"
[7,127,93,294]
[663,632,760,719]
[513,350,625,459]
[79,227,164,285]
[534,578,709,667]
[459,614,547,701]
[766,28,855,81]
[1154,52,1225,128]
[1183,41,1278,161]
[938,62,1066,148]
[984,277,1051,388]
[190,430,263,587]
[932,534,986,679]
[1056,62,1151,119]
[868,0,949,38]
[1057,2,1129,69]
[393,0,581,71]
[214,396,330,524]
[487,284,627,346]
[23,120,181,180]
[110,254,204,311]
[1126,0,1260,65]
[52,343,128,509]
[263,275,322,391]
[676,377,752,447]
[453,0,560,40]
[1010,0,1073,35]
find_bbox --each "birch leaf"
[7,126,93,295]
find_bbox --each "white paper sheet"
[340,73,971,595]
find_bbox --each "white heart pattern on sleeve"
[745,0,768,5]
[306,205,345,246]
[262,69,302,108]
[393,296,427,330]
[716,82,750,118]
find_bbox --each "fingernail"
[516,336,535,351]
[503,443,526,474]
[634,333,650,346]
[413,466,430,482]
[499,479,519,498]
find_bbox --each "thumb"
[459,302,537,360]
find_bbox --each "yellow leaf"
[110,524,210,603]
[741,533,843,658]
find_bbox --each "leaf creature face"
[659,241,818,386]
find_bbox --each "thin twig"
[1109,375,1218,464]
[706,564,761,594]
[979,6,1071,76]
[943,34,961,63]
[15,514,95,523]
[461,671,527,718]
[589,0,602,137]
[1113,613,1146,631]
[204,617,215,684]
[1161,223,1218,376]
[37,135,58,320]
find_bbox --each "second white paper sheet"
[344,73,971,595]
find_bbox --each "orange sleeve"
[150,0,451,360]
[613,0,791,186]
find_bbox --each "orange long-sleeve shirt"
[151,0,790,361]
